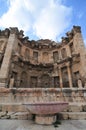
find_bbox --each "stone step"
[0,111,86,120]
[0,112,32,120]
[59,112,86,120]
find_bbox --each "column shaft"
[67,65,73,88]
[59,68,63,88]
[0,34,16,87]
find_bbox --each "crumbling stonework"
[0,26,86,89]
[0,26,86,120]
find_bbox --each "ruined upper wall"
[0,26,82,51]
[0,26,86,88]
[0,26,84,67]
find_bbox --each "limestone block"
[68,113,78,119]
[1,105,27,112]
[68,105,82,112]
[62,106,69,112]
[68,112,86,120]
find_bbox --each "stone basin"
[23,102,68,125]
[23,102,68,115]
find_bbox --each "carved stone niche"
[62,66,69,88]
[20,72,28,88]
[30,76,37,88]
[33,51,38,62]
[54,76,60,88]
[43,52,49,63]
[61,48,67,59]
[53,51,59,63]
[69,42,74,55]
[41,74,50,88]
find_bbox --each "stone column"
[0,33,17,87]
[67,64,73,88]
[73,26,86,79]
[59,67,63,88]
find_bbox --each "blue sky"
[0,0,86,45]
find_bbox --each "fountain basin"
[23,102,68,115]
[23,102,68,125]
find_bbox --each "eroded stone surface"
[0,26,86,121]
[0,26,86,89]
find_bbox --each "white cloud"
[0,0,72,41]
[77,12,83,19]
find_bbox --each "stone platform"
[0,120,86,130]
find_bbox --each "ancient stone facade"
[0,26,86,89]
[0,26,86,120]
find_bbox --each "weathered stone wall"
[0,26,86,120]
[0,26,86,88]
[0,87,86,119]
[0,88,86,109]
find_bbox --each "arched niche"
[33,51,38,62]
[62,67,69,88]
[30,76,37,88]
[70,42,74,55]
[43,52,49,63]
[61,48,67,59]
[73,71,80,87]
[25,48,30,59]
[20,71,28,88]
[53,51,59,63]
[41,74,50,88]
[54,76,60,88]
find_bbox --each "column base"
[35,114,56,125]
